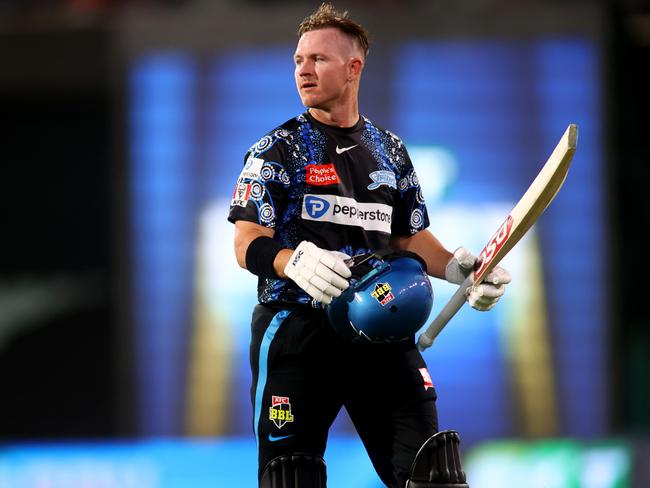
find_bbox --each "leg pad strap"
[260,453,326,488]
[406,430,469,487]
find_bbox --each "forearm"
[273,249,293,279]
[390,230,453,279]
[234,221,295,280]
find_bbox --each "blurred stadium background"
[1,0,649,486]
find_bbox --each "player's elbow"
[236,252,246,270]
[234,236,249,270]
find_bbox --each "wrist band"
[245,236,284,279]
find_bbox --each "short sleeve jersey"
[228,111,430,307]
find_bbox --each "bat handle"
[416,275,474,352]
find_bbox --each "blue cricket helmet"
[327,251,433,343]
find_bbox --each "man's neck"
[308,104,359,128]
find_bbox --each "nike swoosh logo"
[335,144,358,154]
[269,433,294,442]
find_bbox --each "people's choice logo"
[301,194,392,233]
[306,164,340,186]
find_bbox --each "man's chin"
[300,98,318,108]
[299,95,326,110]
[303,103,330,113]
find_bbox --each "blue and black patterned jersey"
[228,111,430,307]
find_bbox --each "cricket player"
[228,4,511,487]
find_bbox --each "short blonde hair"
[297,3,370,59]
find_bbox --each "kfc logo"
[231,183,252,207]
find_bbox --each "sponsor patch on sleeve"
[238,157,264,181]
[231,182,252,207]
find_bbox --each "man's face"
[294,28,355,110]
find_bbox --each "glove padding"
[445,247,512,311]
[284,241,351,305]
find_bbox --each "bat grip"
[416,275,474,352]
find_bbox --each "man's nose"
[298,60,313,76]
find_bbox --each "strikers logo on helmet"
[371,282,395,306]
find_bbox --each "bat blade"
[416,124,578,352]
[473,124,577,284]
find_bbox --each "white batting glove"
[444,246,512,311]
[284,241,352,305]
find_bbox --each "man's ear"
[348,58,363,81]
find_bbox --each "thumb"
[454,247,477,270]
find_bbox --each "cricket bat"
[416,124,578,352]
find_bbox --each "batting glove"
[284,241,352,305]
[444,246,512,311]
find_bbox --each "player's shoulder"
[361,115,405,148]
[247,114,308,158]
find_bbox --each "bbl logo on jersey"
[269,395,294,429]
[371,282,394,306]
